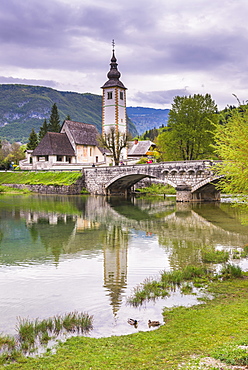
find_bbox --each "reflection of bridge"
[83,160,223,201]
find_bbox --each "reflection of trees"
[27,216,76,263]
[161,239,203,270]
[156,203,248,270]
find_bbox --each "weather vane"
[112,39,115,51]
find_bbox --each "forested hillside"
[0,85,138,142]
[126,107,169,135]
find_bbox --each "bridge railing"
[83,160,222,171]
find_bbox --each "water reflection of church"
[103,225,128,315]
[24,210,128,315]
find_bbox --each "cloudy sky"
[0,0,247,110]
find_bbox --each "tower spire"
[101,41,127,137]
[101,41,126,88]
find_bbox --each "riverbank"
[1,276,248,370]
[0,171,86,195]
[0,172,82,186]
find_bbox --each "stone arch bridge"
[83,160,223,202]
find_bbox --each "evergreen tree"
[48,103,61,132]
[66,114,71,120]
[39,119,48,141]
[27,129,39,150]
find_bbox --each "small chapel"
[20,44,154,170]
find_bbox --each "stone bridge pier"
[83,160,222,202]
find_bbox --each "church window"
[120,91,124,100]
[107,92,113,99]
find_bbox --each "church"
[20,45,154,170]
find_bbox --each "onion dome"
[107,50,121,80]
[101,46,127,89]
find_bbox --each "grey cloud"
[0,0,247,109]
[0,0,243,75]
[133,89,190,105]
[0,76,57,87]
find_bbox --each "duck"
[148,320,161,327]
[128,318,138,327]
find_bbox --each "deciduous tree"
[157,94,217,160]
[213,105,248,196]
[98,128,130,165]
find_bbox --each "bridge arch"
[191,175,223,193]
[105,172,156,194]
[105,172,179,194]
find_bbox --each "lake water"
[0,194,248,339]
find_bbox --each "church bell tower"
[101,41,127,135]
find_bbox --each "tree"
[156,128,181,161]
[157,94,218,161]
[0,140,25,169]
[39,119,48,141]
[213,105,248,196]
[98,127,130,165]
[142,128,159,141]
[48,103,61,132]
[27,129,39,150]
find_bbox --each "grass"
[211,340,248,366]
[0,185,31,194]
[220,263,243,279]
[127,264,242,306]
[136,183,176,195]
[0,172,82,186]
[80,188,90,194]
[0,277,248,369]
[0,311,93,362]
[201,246,229,263]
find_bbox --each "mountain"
[126,107,169,135]
[0,84,138,142]
[0,85,170,143]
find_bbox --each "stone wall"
[3,176,86,195]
